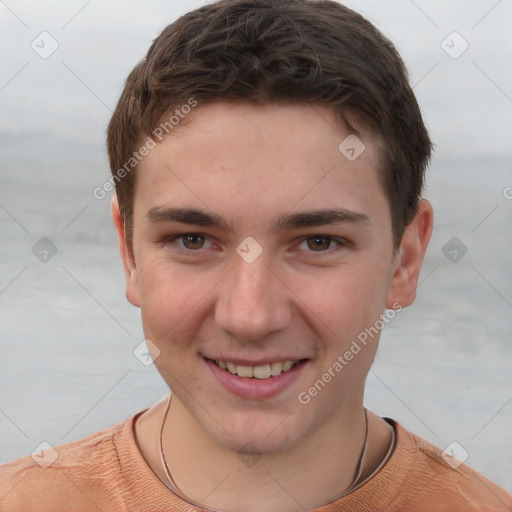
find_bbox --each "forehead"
[134,102,388,229]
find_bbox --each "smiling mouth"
[205,358,305,380]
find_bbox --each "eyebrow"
[271,208,370,232]
[146,207,370,232]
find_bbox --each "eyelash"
[164,233,348,256]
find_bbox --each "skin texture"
[112,102,433,511]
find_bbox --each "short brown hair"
[107,0,432,249]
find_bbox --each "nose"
[214,254,292,343]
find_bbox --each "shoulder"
[0,418,129,512]
[389,420,512,511]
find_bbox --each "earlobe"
[111,194,141,307]
[386,200,434,309]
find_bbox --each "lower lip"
[204,358,308,400]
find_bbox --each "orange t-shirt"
[1,411,510,511]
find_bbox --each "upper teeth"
[216,360,299,379]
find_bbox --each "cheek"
[300,268,388,407]
[137,258,208,346]
[292,261,389,338]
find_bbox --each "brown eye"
[306,236,332,251]
[182,234,206,250]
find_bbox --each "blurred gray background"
[1,0,511,494]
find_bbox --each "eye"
[165,233,212,251]
[297,235,345,253]
[181,234,206,250]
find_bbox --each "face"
[116,102,419,455]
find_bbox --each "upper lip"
[203,355,308,366]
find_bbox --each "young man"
[1,0,511,510]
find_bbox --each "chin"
[209,409,307,456]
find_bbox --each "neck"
[135,394,394,511]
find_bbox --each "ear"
[111,194,141,307]
[386,199,434,309]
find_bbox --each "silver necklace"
[159,394,369,508]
